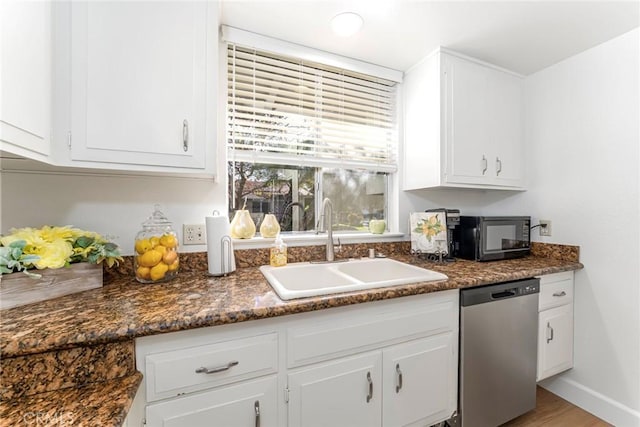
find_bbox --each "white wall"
[0,171,227,255]
[476,29,639,425]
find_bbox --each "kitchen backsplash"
[103,241,580,284]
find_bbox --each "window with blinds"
[227,44,398,172]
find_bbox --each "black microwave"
[452,216,531,261]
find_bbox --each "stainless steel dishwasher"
[459,278,540,427]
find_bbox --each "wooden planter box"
[0,263,103,310]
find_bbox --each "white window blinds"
[227,44,398,172]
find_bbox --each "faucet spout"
[321,198,335,262]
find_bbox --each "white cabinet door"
[490,69,524,187]
[146,376,278,427]
[288,352,382,427]
[0,0,51,160]
[538,304,574,381]
[69,1,215,171]
[382,334,456,427]
[444,53,492,186]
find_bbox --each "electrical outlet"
[539,220,552,237]
[183,224,206,245]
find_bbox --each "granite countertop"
[0,245,583,427]
[0,252,583,358]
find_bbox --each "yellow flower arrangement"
[0,226,123,277]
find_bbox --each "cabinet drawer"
[146,375,278,427]
[287,291,458,368]
[539,272,574,311]
[145,332,278,402]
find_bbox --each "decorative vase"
[260,214,281,238]
[0,263,103,310]
[230,210,256,239]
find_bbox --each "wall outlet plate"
[539,220,552,237]
[183,224,206,245]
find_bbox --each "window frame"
[222,26,403,245]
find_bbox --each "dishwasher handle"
[491,289,516,299]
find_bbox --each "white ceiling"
[220,0,640,75]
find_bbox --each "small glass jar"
[134,205,179,283]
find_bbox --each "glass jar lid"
[142,204,172,228]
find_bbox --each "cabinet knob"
[254,400,260,427]
[481,155,488,175]
[366,371,373,403]
[496,157,502,176]
[395,363,403,393]
[183,119,189,152]
[195,360,239,374]
[546,322,554,343]
[552,291,567,297]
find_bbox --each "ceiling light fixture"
[330,12,363,37]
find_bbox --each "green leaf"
[9,240,27,250]
[75,236,94,249]
[103,242,118,252]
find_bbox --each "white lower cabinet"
[133,290,459,427]
[382,334,455,427]
[287,334,456,427]
[288,352,383,427]
[146,375,278,427]
[537,271,575,381]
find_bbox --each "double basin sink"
[260,258,448,300]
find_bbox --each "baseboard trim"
[540,376,640,427]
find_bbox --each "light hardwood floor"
[502,386,611,426]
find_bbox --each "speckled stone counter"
[0,242,582,426]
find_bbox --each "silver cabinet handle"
[496,157,502,176]
[195,360,239,374]
[183,119,189,152]
[395,363,403,393]
[481,155,488,175]
[546,322,554,343]
[366,371,373,403]
[552,291,567,297]
[254,400,260,427]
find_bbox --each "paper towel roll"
[206,213,236,276]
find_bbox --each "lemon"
[138,249,162,268]
[160,234,178,249]
[136,266,151,280]
[149,236,160,248]
[167,259,179,272]
[154,245,167,255]
[135,239,152,254]
[162,250,178,265]
[150,262,169,281]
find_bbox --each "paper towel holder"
[207,210,236,277]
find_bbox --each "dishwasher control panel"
[519,283,540,295]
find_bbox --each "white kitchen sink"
[259,258,448,300]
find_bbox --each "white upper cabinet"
[0,0,52,161]
[403,48,525,190]
[59,1,218,173]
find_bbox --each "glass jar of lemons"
[134,205,180,283]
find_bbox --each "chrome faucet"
[318,197,336,262]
